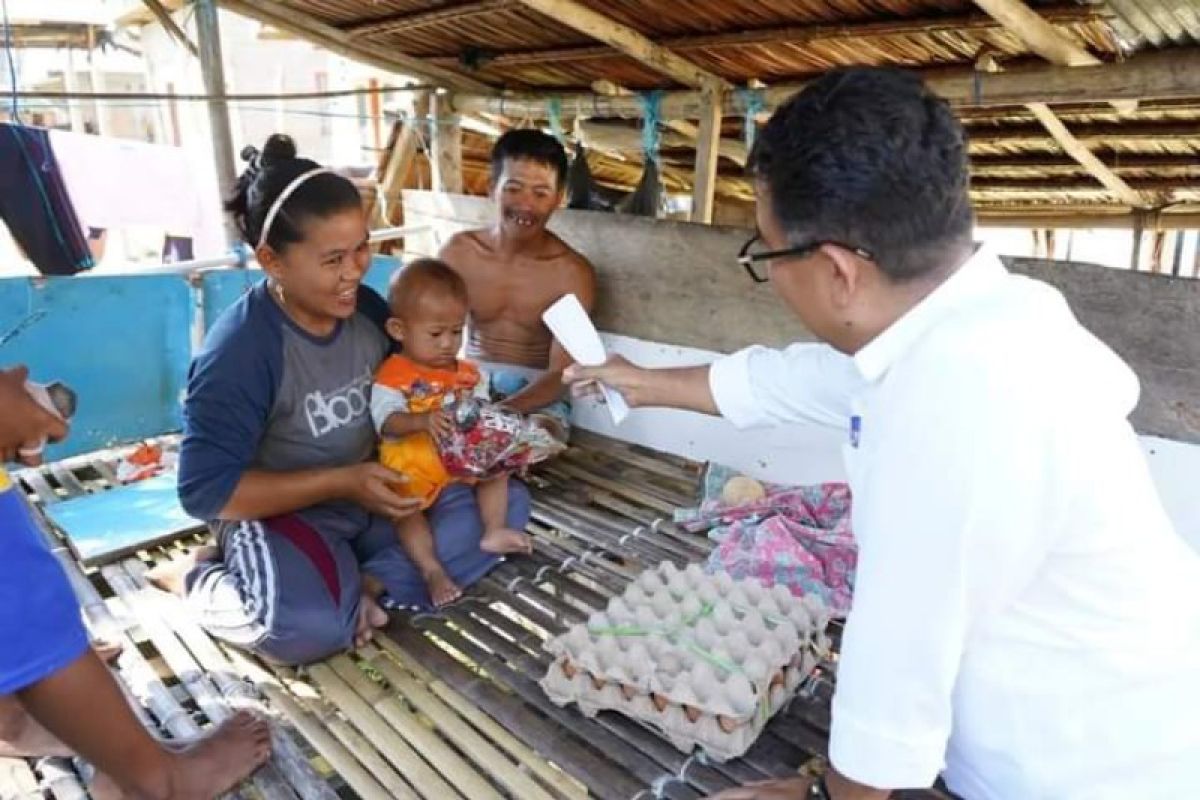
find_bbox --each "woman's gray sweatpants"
[184,480,530,665]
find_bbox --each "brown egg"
[717,715,742,734]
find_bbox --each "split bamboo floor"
[2,432,948,800]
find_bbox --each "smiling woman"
[153,135,530,666]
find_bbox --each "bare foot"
[146,545,220,597]
[480,527,533,556]
[92,640,123,664]
[424,568,463,608]
[353,593,389,648]
[167,711,271,797]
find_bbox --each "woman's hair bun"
[261,134,297,166]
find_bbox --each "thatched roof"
[226,0,1200,225]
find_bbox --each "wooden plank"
[431,5,1100,67]
[388,622,646,800]
[376,118,422,227]
[431,93,464,195]
[304,661,464,800]
[346,0,518,36]
[514,0,728,91]
[1023,102,1144,206]
[141,0,199,57]
[413,618,703,799]
[403,190,1200,443]
[357,647,559,800]
[216,0,493,93]
[327,657,502,799]
[690,87,723,225]
[971,0,1099,67]
[453,48,1200,116]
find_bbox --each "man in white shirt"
[565,68,1200,800]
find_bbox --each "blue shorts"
[0,469,88,694]
[480,363,572,437]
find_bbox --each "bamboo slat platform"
[4,433,948,800]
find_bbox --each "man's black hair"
[490,129,569,189]
[748,67,974,281]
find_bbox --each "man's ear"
[385,317,405,341]
[821,243,867,312]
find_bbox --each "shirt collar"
[853,244,1007,383]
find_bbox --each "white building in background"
[0,3,408,274]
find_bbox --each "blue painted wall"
[0,275,192,459]
[0,255,403,460]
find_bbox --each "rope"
[547,96,565,144]
[637,90,664,163]
[736,87,766,151]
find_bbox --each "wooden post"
[86,27,112,137]
[430,93,464,195]
[1151,230,1166,273]
[63,48,85,132]
[1171,229,1185,276]
[1130,214,1145,270]
[195,0,239,247]
[1193,231,1200,278]
[690,87,723,224]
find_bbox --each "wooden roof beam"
[513,0,730,91]
[429,5,1102,68]
[345,0,519,38]
[216,0,494,93]
[972,0,1102,67]
[1024,101,1144,205]
[455,48,1200,117]
[971,0,1144,203]
[141,0,198,58]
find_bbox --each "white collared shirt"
[709,247,1200,799]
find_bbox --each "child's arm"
[371,382,453,438]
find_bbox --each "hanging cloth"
[0,124,93,276]
[738,87,766,152]
[617,91,664,217]
[566,141,606,210]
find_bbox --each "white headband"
[256,167,332,249]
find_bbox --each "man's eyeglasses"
[737,234,875,283]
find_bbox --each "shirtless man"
[0,365,271,799]
[439,129,597,440]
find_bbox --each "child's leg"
[477,476,532,555]
[396,512,462,607]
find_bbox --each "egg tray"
[540,562,831,762]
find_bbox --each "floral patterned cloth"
[676,465,856,616]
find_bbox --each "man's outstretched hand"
[563,355,650,407]
[0,366,68,465]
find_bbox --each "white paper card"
[543,293,630,425]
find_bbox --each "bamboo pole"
[303,662,466,800]
[274,676,420,800]
[221,649,392,800]
[196,0,239,248]
[356,647,558,800]
[454,48,1200,118]
[690,87,724,224]
[0,758,40,799]
[122,560,339,800]
[324,656,505,800]
[372,639,590,800]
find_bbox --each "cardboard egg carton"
[541,562,831,762]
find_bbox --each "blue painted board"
[45,472,202,566]
[0,275,192,459]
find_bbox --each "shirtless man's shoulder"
[441,228,594,298]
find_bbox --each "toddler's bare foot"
[424,567,463,608]
[480,527,533,556]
